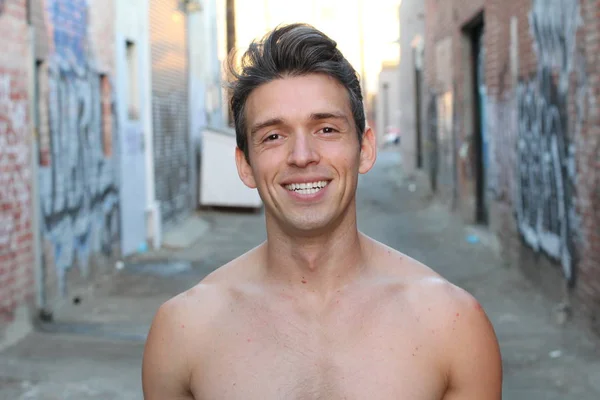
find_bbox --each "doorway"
[413,46,424,169]
[466,16,488,224]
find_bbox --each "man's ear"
[358,126,377,174]
[235,146,257,188]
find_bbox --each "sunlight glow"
[231,0,401,96]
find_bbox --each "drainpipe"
[226,0,235,126]
[25,0,48,317]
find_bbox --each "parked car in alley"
[383,127,401,146]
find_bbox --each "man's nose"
[287,132,320,168]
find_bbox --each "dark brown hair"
[227,23,365,161]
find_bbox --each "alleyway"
[1,150,599,399]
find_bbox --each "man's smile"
[284,180,330,195]
[282,180,331,198]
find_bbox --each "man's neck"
[262,211,370,298]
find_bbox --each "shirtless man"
[142,24,502,399]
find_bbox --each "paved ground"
[1,149,600,399]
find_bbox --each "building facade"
[1,0,121,345]
[150,0,191,227]
[0,0,227,347]
[375,62,401,147]
[397,0,425,178]
[116,0,155,255]
[420,0,600,331]
[32,0,119,316]
[0,0,35,343]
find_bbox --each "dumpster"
[199,128,262,209]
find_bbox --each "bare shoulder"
[366,236,494,325]
[141,280,229,399]
[142,247,262,399]
[404,271,499,348]
[377,238,500,355]
[145,244,263,346]
[368,237,502,398]
[422,280,503,399]
[399,264,501,397]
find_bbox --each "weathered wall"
[35,0,119,303]
[398,0,424,177]
[482,0,597,314]
[513,0,584,282]
[423,0,600,329]
[150,0,190,226]
[424,0,486,214]
[115,0,155,255]
[0,0,34,324]
[576,0,600,328]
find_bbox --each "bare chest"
[191,303,446,400]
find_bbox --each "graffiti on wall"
[529,0,581,90]
[39,0,119,294]
[515,0,585,282]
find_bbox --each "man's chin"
[265,206,341,235]
[280,216,336,236]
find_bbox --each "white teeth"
[295,188,317,195]
[285,180,329,193]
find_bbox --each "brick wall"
[150,0,190,226]
[424,0,600,331]
[574,0,600,329]
[0,0,34,323]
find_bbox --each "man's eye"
[265,134,280,141]
[320,127,337,134]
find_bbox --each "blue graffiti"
[39,0,120,294]
[48,0,89,64]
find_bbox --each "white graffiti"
[529,0,582,89]
[514,0,584,282]
[516,77,572,274]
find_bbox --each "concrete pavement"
[1,149,599,399]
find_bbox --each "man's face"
[235,73,376,234]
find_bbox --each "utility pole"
[382,82,389,130]
[226,0,236,125]
[226,0,236,55]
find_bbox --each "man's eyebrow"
[250,118,284,135]
[310,112,349,122]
